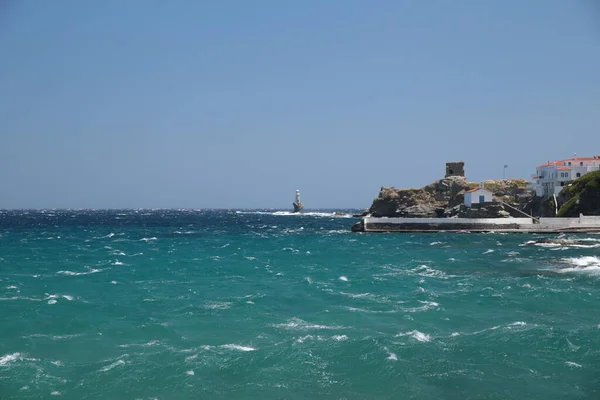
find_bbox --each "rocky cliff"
[367,177,532,218]
[556,170,600,217]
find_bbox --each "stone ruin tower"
[445,161,465,178]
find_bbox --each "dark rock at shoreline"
[352,209,370,217]
[351,220,364,232]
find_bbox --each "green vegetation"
[556,170,600,217]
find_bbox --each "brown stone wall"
[445,161,465,178]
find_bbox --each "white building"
[532,156,600,197]
[464,184,493,207]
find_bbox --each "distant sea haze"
[0,210,598,399]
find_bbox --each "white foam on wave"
[557,256,600,276]
[326,229,349,234]
[0,352,22,366]
[563,256,600,267]
[51,391,61,396]
[483,249,494,254]
[99,359,126,372]
[508,321,526,327]
[0,296,42,302]
[338,276,348,282]
[272,317,346,331]
[220,344,255,352]
[344,306,397,314]
[57,266,103,276]
[185,370,195,375]
[384,347,397,361]
[331,335,348,341]
[6,285,18,290]
[118,340,159,348]
[404,300,439,313]
[396,330,432,342]
[202,301,232,310]
[296,335,314,343]
[140,237,157,242]
[565,361,582,368]
[238,210,352,218]
[412,265,451,279]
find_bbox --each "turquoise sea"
[1,210,599,399]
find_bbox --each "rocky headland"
[366,175,532,219]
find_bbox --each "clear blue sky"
[1,0,599,209]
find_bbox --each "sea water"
[0,210,599,399]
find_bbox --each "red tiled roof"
[557,167,571,171]
[537,160,562,168]
[538,156,600,168]
[466,187,491,193]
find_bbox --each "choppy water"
[1,210,599,399]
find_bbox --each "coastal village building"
[532,156,600,197]
[464,184,493,207]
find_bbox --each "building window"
[580,162,584,166]
[568,162,571,166]
[576,173,581,177]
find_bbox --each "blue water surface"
[0,210,599,399]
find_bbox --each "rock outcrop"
[367,177,533,218]
[556,171,600,217]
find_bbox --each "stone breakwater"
[351,215,600,233]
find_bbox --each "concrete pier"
[352,215,600,233]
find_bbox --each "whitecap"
[338,276,348,282]
[404,301,439,313]
[384,347,397,360]
[296,335,314,343]
[482,249,494,254]
[220,344,255,352]
[331,335,348,341]
[202,301,232,310]
[48,299,57,305]
[564,256,600,267]
[57,267,102,276]
[272,318,346,331]
[185,370,195,376]
[51,391,61,396]
[62,295,73,301]
[0,352,22,366]
[565,361,582,368]
[140,237,157,242]
[99,359,126,372]
[396,330,432,342]
[508,321,526,327]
